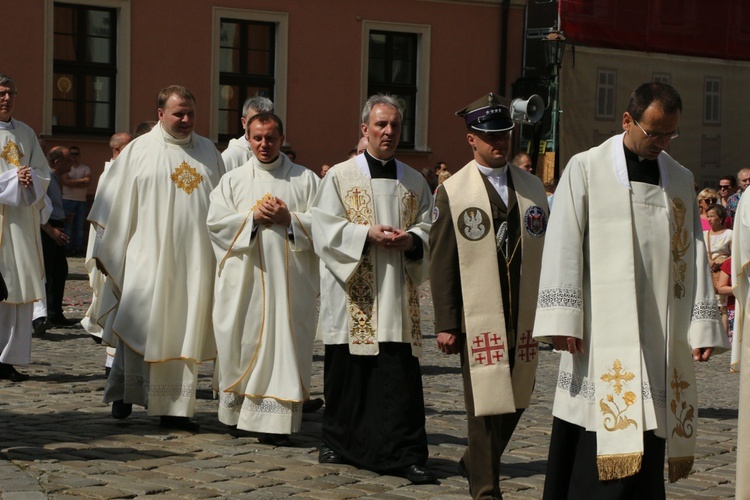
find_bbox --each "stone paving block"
[61,485,130,498]
[219,475,285,490]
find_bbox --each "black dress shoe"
[48,315,79,327]
[390,464,438,485]
[32,317,51,338]
[0,363,29,382]
[258,433,294,447]
[302,397,324,413]
[318,443,346,464]
[160,416,200,432]
[111,400,132,419]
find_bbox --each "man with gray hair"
[311,94,436,484]
[0,73,50,381]
[222,95,274,171]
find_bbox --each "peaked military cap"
[456,92,514,133]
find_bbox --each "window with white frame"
[595,69,616,120]
[361,21,430,151]
[704,77,721,125]
[211,8,288,143]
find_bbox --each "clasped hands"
[367,224,414,252]
[253,196,291,227]
[17,166,33,187]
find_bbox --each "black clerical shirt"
[624,145,660,186]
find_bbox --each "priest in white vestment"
[311,95,436,485]
[88,86,224,431]
[0,74,50,382]
[208,112,320,445]
[82,132,132,374]
[221,96,273,172]
[431,93,548,499]
[731,191,750,499]
[534,82,728,498]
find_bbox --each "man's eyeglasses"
[633,119,680,140]
[719,185,732,190]
[0,90,17,99]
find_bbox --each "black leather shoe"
[258,433,294,447]
[111,400,132,419]
[0,363,29,382]
[302,398,324,413]
[48,315,79,327]
[391,464,438,485]
[318,443,346,464]
[160,416,200,432]
[32,317,51,338]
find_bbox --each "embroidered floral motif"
[599,359,638,431]
[401,190,419,228]
[691,299,720,322]
[1,140,23,167]
[671,198,690,299]
[406,277,422,349]
[344,186,373,225]
[558,370,664,406]
[669,368,694,438]
[170,161,204,194]
[537,287,583,310]
[347,252,377,346]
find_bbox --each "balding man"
[222,95,274,171]
[0,73,50,382]
[88,86,224,430]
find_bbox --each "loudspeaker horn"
[511,94,545,124]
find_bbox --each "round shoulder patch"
[432,206,440,223]
[524,206,547,237]
[457,207,490,241]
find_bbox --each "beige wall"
[5,0,527,192]
[559,46,748,186]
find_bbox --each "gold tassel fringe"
[596,452,642,481]
[668,456,694,483]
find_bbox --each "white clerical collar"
[475,162,508,178]
[365,149,395,166]
[254,154,284,172]
[159,123,192,146]
[0,119,14,130]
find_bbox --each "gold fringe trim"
[596,452,642,481]
[667,456,693,483]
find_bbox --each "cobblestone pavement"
[0,258,740,498]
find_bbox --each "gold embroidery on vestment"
[251,193,275,228]
[1,140,23,167]
[671,198,690,298]
[669,368,694,438]
[345,187,373,225]
[347,251,377,345]
[599,359,638,431]
[170,161,203,194]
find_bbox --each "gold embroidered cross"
[600,359,635,395]
[170,161,203,194]
[1,140,23,167]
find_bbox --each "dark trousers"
[322,343,428,472]
[461,339,524,499]
[543,417,667,500]
[40,220,68,318]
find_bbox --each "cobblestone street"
[0,258,740,498]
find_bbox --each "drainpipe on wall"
[500,0,510,95]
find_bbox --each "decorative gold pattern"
[170,161,204,194]
[669,368,694,438]
[406,276,422,348]
[671,198,690,299]
[599,359,638,431]
[401,190,419,228]
[344,186,373,225]
[1,140,23,167]
[346,251,377,346]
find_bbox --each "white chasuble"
[312,156,432,353]
[443,161,547,416]
[534,133,727,482]
[731,192,750,499]
[0,119,50,304]
[221,136,253,172]
[87,124,224,363]
[208,155,320,434]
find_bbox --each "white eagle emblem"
[463,209,486,240]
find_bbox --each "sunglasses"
[703,198,717,203]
